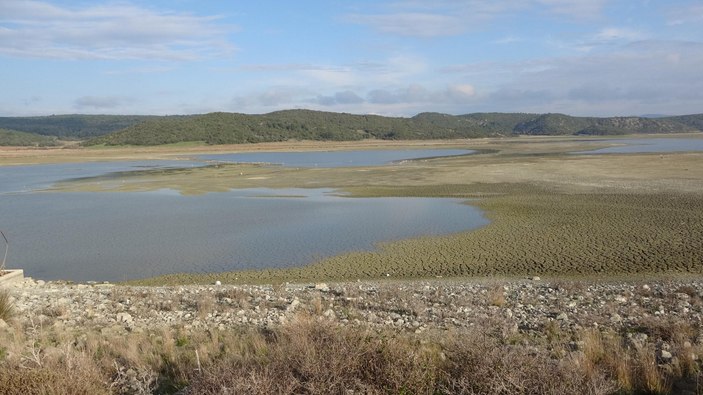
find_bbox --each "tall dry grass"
[0,313,701,394]
[0,288,13,322]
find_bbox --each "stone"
[658,349,673,363]
[556,312,568,321]
[314,283,329,292]
[287,299,300,312]
[504,308,513,318]
[116,312,133,324]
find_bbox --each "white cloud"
[346,1,609,38]
[446,40,703,116]
[74,95,134,110]
[448,84,476,97]
[0,1,235,60]
[344,1,527,38]
[346,12,464,37]
[313,90,365,106]
[366,83,476,106]
[667,3,703,25]
[536,0,607,19]
[593,27,646,43]
[493,36,524,45]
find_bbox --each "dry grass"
[0,288,14,321]
[487,285,507,307]
[1,312,701,394]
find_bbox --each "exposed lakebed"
[1,149,487,282]
[197,148,472,167]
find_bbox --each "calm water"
[577,138,703,154]
[0,160,201,195]
[1,188,487,282]
[0,149,486,281]
[197,149,473,167]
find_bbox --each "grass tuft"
[0,288,14,322]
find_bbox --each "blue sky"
[1,0,702,117]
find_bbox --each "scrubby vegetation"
[0,129,58,147]
[0,114,157,139]
[80,111,703,146]
[2,110,702,146]
[0,309,700,394]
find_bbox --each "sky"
[1,1,702,117]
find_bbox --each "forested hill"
[0,128,59,146]
[2,111,703,146]
[83,111,703,146]
[0,114,158,139]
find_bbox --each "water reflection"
[2,188,488,282]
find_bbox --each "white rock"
[215,281,222,286]
[116,312,133,324]
[287,299,300,312]
[659,350,673,361]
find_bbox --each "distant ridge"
[1,110,702,146]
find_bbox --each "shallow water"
[0,160,202,195]
[197,148,473,167]
[1,188,488,282]
[577,138,703,154]
[0,149,473,195]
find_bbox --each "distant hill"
[84,111,703,146]
[0,128,59,147]
[0,114,157,139]
[2,110,702,146]
[512,113,694,136]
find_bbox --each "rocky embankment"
[3,277,702,342]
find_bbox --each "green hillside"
[84,110,703,146]
[513,113,694,135]
[0,129,59,146]
[2,110,701,146]
[0,114,157,139]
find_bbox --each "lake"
[577,137,703,154]
[0,149,486,282]
[1,189,487,282]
